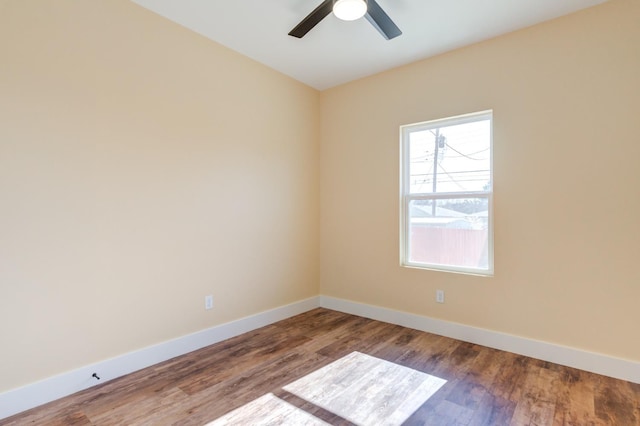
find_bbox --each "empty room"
[1,0,638,424]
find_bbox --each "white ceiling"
[130,0,607,90]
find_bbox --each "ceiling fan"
[289,0,402,40]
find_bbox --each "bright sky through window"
[409,120,491,195]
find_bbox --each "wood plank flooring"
[1,308,639,425]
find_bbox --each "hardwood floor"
[2,308,639,425]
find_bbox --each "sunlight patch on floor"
[284,351,446,425]
[207,351,446,425]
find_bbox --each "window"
[400,111,493,275]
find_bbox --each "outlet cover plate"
[205,295,213,310]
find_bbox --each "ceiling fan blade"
[365,0,402,40]
[288,0,334,38]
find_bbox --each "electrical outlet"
[436,290,445,304]
[205,295,213,310]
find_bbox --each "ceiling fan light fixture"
[333,0,368,21]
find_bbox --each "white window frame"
[400,110,494,276]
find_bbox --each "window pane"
[408,198,489,270]
[408,118,491,194]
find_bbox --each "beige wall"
[320,0,640,361]
[0,1,319,392]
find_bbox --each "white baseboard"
[319,295,640,384]
[0,296,320,420]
